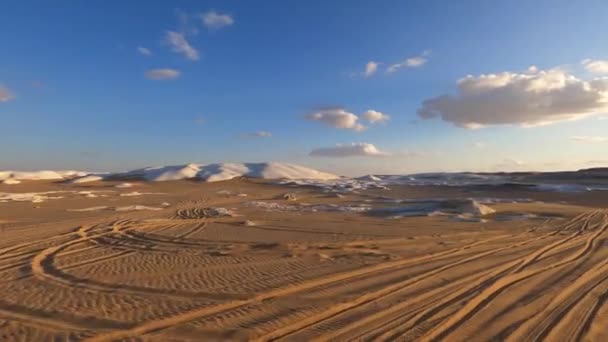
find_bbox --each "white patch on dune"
[4,167,608,197]
[78,191,99,198]
[0,170,88,182]
[357,174,382,181]
[76,190,113,198]
[68,206,110,212]
[280,175,478,193]
[279,178,388,193]
[68,205,164,212]
[281,172,608,194]
[119,163,201,181]
[0,191,66,203]
[247,198,496,221]
[253,162,338,180]
[247,201,372,213]
[369,199,495,219]
[1,163,336,184]
[119,191,165,197]
[69,175,104,183]
[115,205,163,211]
[217,190,248,197]
[0,190,113,203]
[197,163,251,182]
[110,162,338,182]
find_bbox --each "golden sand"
[0,179,607,341]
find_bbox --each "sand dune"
[0,176,607,341]
[91,162,339,182]
[0,170,88,181]
[1,162,338,185]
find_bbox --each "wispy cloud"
[386,51,430,74]
[364,61,379,78]
[582,59,608,74]
[201,11,234,29]
[165,31,199,61]
[174,8,199,36]
[0,85,15,102]
[347,61,380,79]
[418,67,608,128]
[248,131,272,138]
[137,46,152,56]
[570,136,608,143]
[145,68,181,80]
[310,143,391,157]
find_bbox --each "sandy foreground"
[1,178,607,341]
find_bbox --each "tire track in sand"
[507,213,608,342]
[0,217,117,258]
[418,211,608,342]
[0,222,180,283]
[370,232,588,341]
[311,227,580,341]
[30,219,246,301]
[82,233,540,341]
[252,228,567,341]
[248,212,594,341]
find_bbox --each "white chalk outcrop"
[102,162,339,182]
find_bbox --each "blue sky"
[1,0,607,175]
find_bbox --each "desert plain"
[1,168,608,342]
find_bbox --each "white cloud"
[306,108,390,131]
[0,85,15,102]
[364,61,379,78]
[360,110,390,123]
[201,11,234,29]
[249,131,272,138]
[310,143,391,157]
[570,136,608,143]
[306,108,366,131]
[418,68,608,128]
[473,141,486,148]
[386,51,429,74]
[145,68,181,80]
[582,59,608,74]
[137,46,152,56]
[165,31,199,61]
